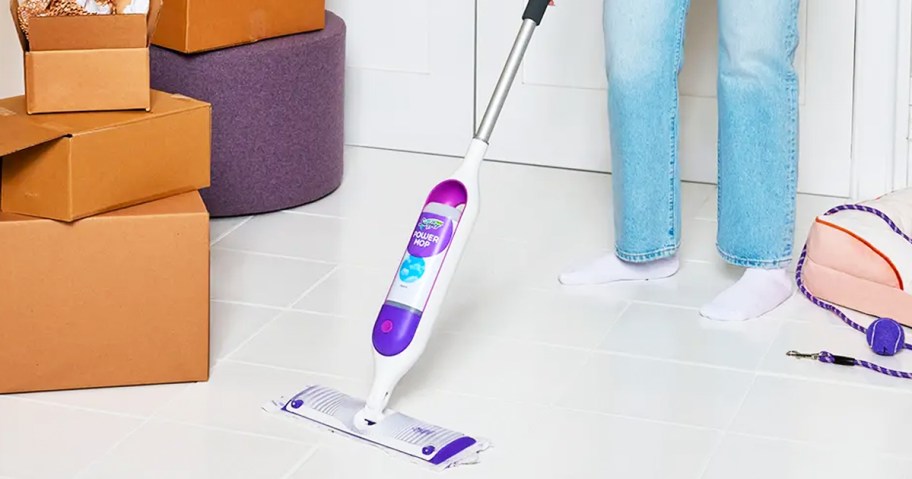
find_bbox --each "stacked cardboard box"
[0,0,329,393]
[0,90,212,393]
[1,2,213,393]
[152,0,325,53]
[10,0,163,113]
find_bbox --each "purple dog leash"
[785,351,912,379]
[791,203,912,379]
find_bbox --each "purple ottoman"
[151,12,345,217]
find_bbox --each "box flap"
[0,103,67,157]
[28,14,148,50]
[102,191,207,218]
[9,0,28,51]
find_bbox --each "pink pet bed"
[802,189,912,327]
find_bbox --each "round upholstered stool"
[150,12,345,217]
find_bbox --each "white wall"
[325,0,475,157]
[0,6,24,98]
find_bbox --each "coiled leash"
[790,204,912,379]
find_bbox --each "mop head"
[263,385,491,470]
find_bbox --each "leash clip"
[786,350,819,360]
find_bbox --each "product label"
[398,255,426,283]
[386,210,459,312]
[407,213,454,258]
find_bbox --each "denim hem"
[716,244,792,269]
[616,244,679,263]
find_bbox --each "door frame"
[851,0,912,200]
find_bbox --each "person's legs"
[560,0,690,285]
[700,0,800,320]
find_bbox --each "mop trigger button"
[422,445,435,455]
[373,304,423,356]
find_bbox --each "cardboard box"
[0,90,211,221]
[9,0,163,113]
[0,192,209,394]
[152,0,325,53]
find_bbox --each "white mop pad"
[263,385,491,471]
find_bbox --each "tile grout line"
[71,380,195,479]
[593,300,634,346]
[3,395,148,421]
[753,369,912,395]
[543,351,597,409]
[695,373,761,479]
[754,318,788,374]
[434,328,761,375]
[724,430,912,461]
[538,301,635,408]
[216,309,298,363]
[212,246,402,273]
[393,382,727,435]
[153,418,317,446]
[279,209,349,220]
[210,299,290,312]
[217,265,340,363]
[695,432,727,479]
[219,358,365,383]
[278,444,321,479]
[548,404,724,435]
[752,316,790,373]
[211,216,253,245]
[217,306,290,362]
[71,418,152,479]
[284,265,340,309]
[212,246,339,265]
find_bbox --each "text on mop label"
[408,213,454,258]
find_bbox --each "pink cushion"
[806,220,900,288]
[803,220,912,326]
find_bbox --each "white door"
[327,0,475,157]
[476,0,856,197]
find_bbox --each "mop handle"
[792,203,912,379]
[523,0,551,24]
[475,0,551,143]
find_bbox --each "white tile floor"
[5,146,911,479]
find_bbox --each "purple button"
[372,304,423,357]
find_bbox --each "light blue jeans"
[604,0,800,268]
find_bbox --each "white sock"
[700,267,792,321]
[559,253,679,285]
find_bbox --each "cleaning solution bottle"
[373,200,464,357]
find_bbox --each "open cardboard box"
[152,0,324,53]
[0,90,211,221]
[9,0,163,114]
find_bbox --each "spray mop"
[263,0,552,469]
